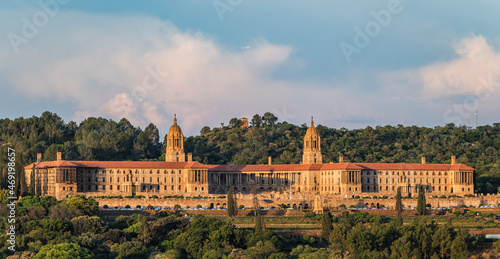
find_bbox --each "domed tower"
[302,117,322,164]
[165,114,185,162]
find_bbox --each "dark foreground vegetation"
[1,193,500,258]
[1,112,500,193]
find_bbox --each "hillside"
[1,112,499,193]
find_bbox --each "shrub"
[426,203,432,208]
[147,204,154,210]
[464,194,474,197]
[339,204,346,208]
[219,206,224,209]
[466,211,477,217]
[349,205,355,208]
[197,205,203,209]
[136,205,142,209]
[174,204,181,209]
[373,196,378,199]
[150,195,158,199]
[382,196,388,199]
[460,204,467,208]
[304,212,316,218]
[379,204,385,208]
[71,215,105,235]
[35,243,90,259]
[186,206,191,209]
[103,205,108,209]
[484,212,494,218]
[239,205,244,209]
[353,195,360,199]
[125,205,131,209]
[439,195,447,198]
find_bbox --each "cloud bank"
[1,8,499,136]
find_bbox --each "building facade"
[25,117,475,200]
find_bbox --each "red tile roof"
[354,163,475,171]
[25,160,474,172]
[25,161,207,170]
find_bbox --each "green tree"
[64,195,99,216]
[139,216,152,245]
[255,216,265,234]
[395,187,403,227]
[329,223,348,246]
[432,221,455,259]
[262,112,278,126]
[201,126,211,135]
[417,186,426,216]
[49,203,83,221]
[18,152,28,196]
[229,118,243,128]
[251,114,262,127]
[71,215,105,235]
[112,241,147,259]
[29,164,36,195]
[34,243,91,259]
[227,187,235,217]
[321,211,333,240]
[450,229,469,259]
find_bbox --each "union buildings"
[25,117,475,201]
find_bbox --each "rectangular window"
[117,185,120,190]
[103,185,105,190]
[110,185,113,190]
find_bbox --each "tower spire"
[311,116,314,127]
[174,114,177,124]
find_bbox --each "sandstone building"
[25,117,475,201]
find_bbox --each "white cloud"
[6,10,498,135]
[419,35,500,98]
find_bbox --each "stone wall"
[95,193,499,211]
[323,193,500,209]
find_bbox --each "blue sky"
[1,0,500,136]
